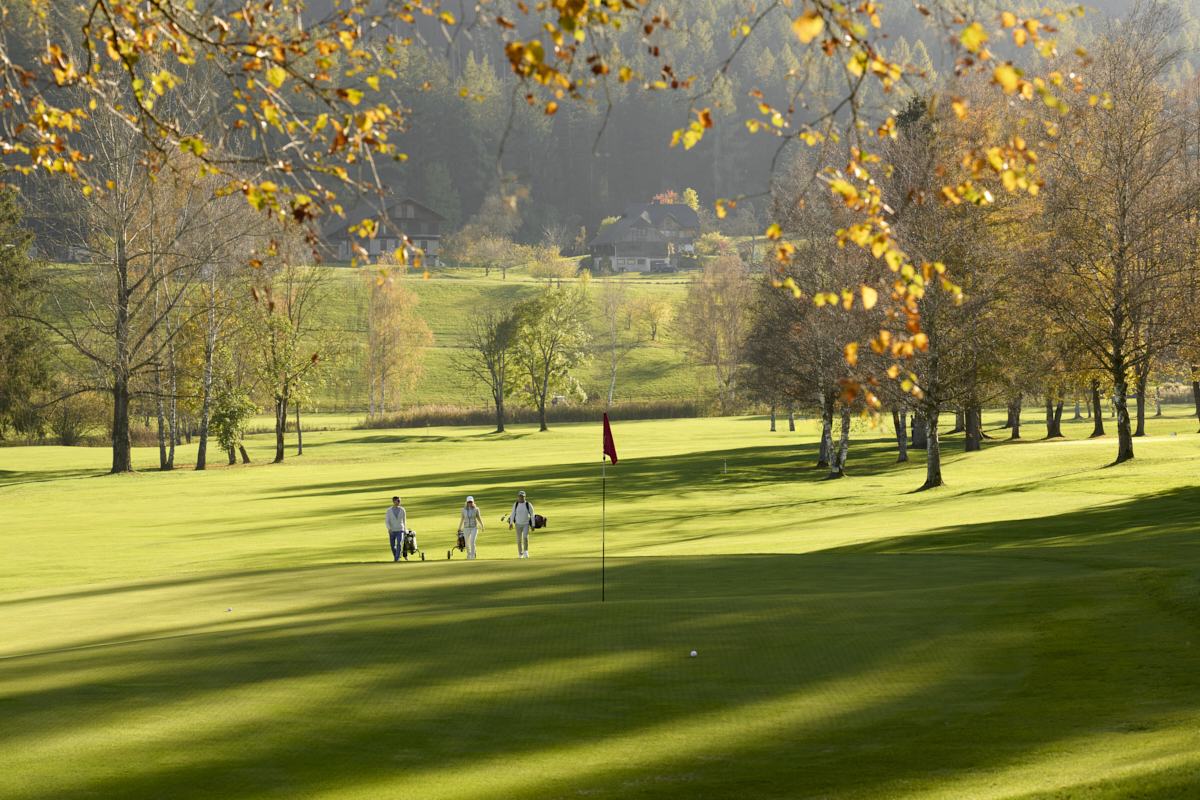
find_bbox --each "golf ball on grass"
[690,651,697,658]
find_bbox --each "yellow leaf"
[619,67,633,83]
[951,98,969,119]
[960,22,988,53]
[1013,28,1028,47]
[365,75,379,90]
[861,285,878,310]
[986,147,1005,171]
[1001,11,1017,27]
[913,333,929,350]
[545,101,558,115]
[993,64,1019,94]
[439,11,456,24]
[844,342,859,366]
[766,224,781,239]
[887,364,900,379]
[792,10,825,44]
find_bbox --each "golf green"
[3,412,1200,798]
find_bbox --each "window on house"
[407,205,415,219]
[370,239,382,254]
[636,227,647,239]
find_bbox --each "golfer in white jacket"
[458,496,484,559]
[509,490,534,558]
[386,496,407,562]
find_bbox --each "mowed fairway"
[4,413,1200,799]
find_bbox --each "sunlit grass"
[3,410,1200,797]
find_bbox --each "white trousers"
[464,527,479,558]
[514,523,530,556]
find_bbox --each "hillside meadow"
[3,409,1200,798]
[317,266,706,412]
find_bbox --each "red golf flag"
[602,413,618,464]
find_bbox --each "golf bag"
[401,529,424,561]
[532,514,547,529]
[448,531,467,559]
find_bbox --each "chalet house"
[321,196,446,264]
[587,203,700,271]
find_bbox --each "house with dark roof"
[588,203,700,271]
[321,196,446,264]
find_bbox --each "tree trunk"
[195,322,216,471]
[296,404,303,455]
[818,390,835,467]
[1192,364,1200,433]
[951,407,965,433]
[1045,393,1064,438]
[111,377,134,473]
[788,407,795,432]
[1134,370,1147,437]
[828,406,850,478]
[1072,399,1081,421]
[893,409,908,462]
[1091,380,1105,437]
[239,443,251,464]
[1002,403,1013,430]
[166,342,177,469]
[1010,398,1023,441]
[1154,387,1161,418]
[911,413,928,449]
[155,376,168,470]
[921,407,942,489]
[770,406,776,432]
[494,396,505,433]
[227,447,237,466]
[1114,368,1134,463]
[274,394,288,463]
[965,404,981,451]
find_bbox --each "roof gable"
[321,195,446,238]
[620,203,700,228]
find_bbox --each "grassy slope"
[319,267,703,411]
[3,409,1200,798]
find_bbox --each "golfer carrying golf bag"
[509,490,534,559]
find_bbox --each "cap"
[518,491,526,496]
[466,496,474,502]
[392,496,400,502]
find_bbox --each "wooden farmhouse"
[321,196,446,264]
[587,203,700,271]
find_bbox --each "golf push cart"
[400,529,424,561]
[447,531,467,560]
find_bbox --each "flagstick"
[602,455,606,602]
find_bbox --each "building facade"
[321,196,446,264]
[587,203,700,271]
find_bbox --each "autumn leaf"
[960,22,988,53]
[765,223,781,239]
[266,67,287,88]
[792,9,825,44]
[861,285,878,309]
[844,342,859,366]
[993,64,1020,94]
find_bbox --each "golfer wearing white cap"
[458,496,484,559]
[509,490,534,558]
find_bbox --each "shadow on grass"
[1,552,1196,799]
[824,484,1200,565]
[0,466,108,487]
